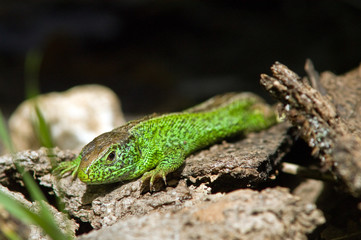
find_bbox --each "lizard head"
[76,129,140,184]
[74,115,156,184]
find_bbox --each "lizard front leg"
[53,155,81,178]
[141,148,186,191]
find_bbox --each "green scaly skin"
[54,93,277,189]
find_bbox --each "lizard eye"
[107,151,116,161]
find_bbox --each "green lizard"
[54,93,277,189]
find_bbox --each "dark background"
[1,0,360,115]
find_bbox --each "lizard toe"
[141,169,168,192]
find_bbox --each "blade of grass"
[0,189,41,225]
[0,224,23,240]
[0,109,15,153]
[0,48,73,239]
[25,49,42,99]
[13,164,73,239]
[0,108,72,239]
[33,104,59,169]
[0,189,71,240]
[33,104,54,149]
[15,163,46,202]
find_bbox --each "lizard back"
[130,92,275,164]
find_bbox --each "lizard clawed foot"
[141,169,168,192]
[53,156,81,180]
[53,162,74,176]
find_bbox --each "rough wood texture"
[45,123,291,229]
[77,187,324,240]
[0,122,300,238]
[260,61,361,197]
[0,148,75,186]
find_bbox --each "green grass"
[0,171,72,240]
[0,109,73,239]
[0,110,15,153]
[0,46,75,239]
[24,49,42,99]
[33,104,54,149]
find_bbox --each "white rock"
[9,84,125,152]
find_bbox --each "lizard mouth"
[77,167,114,184]
[77,169,91,183]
